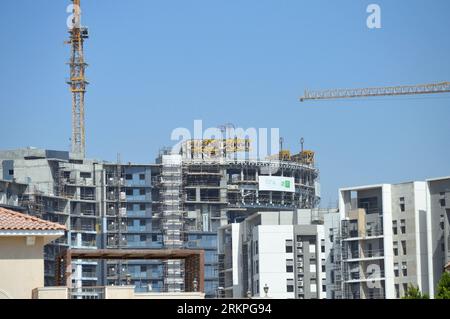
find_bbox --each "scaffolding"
[160,156,185,292]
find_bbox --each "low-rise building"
[0,207,66,299]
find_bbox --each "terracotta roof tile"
[0,207,66,231]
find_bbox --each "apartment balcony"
[344,270,385,283]
[70,224,97,233]
[343,249,384,261]
[81,271,98,280]
[342,229,384,241]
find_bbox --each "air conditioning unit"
[298,281,304,287]
[401,264,407,270]
[297,261,304,267]
[297,242,303,248]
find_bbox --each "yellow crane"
[66,0,89,158]
[299,81,450,102]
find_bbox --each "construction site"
[1,1,449,301]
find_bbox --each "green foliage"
[402,284,429,299]
[436,272,450,299]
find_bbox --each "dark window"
[401,240,407,255]
[126,189,133,195]
[125,174,133,180]
[286,265,293,273]
[440,199,446,207]
[285,240,293,253]
[322,265,326,272]
[140,235,146,241]
[139,189,145,196]
[126,203,133,210]
[8,169,14,175]
[139,174,145,180]
[402,262,408,276]
[140,220,146,226]
[321,245,325,253]
[286,285,294,293]
[140,266,147,272]
[80,172,91,178]
[395,284,400,298]
[400,203,405,212]
[400,219,406,234]
[152,235,157,241]
[140,203,146,211]
[322,285,326,292]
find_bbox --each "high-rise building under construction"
[0,140,320,297]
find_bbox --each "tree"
[436,272,450,299]
[402,284,429,299]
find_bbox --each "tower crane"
[299,81,450,102]
[66,0,89,158]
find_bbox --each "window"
[152,235,157,241]
[394,263,399,277]
[126,203,133,210]
[140,235,146,241]
[125,174,132,180]
[395,284,400,298]
[126,189,133,196]
[439,192,446,207]
[400,219,406,234]
[393,220,398,235]
[330,270,335,284]
[393,242,398,256]
[139,189,145,196]
[322,285,326,292]
[321,245,325,253]
[140,203,146,211]
[286,279,294,293]
[140,265,147,272]
[255,260,259,274]
[139,174,145,180]
[401,240,407,255]
[254,241,258,254]
[403,283,408,295]
[402,262,408,276]
[286,259,294,273]
[140,220,146,226]
[286,240,293,253]
[8,169,14,175]
[322,265,326,272]
[440,215,445,230]
[400,203,405,212]
[80,172,91,178]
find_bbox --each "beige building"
[0,207,66,299]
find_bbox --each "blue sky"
[1,0,449,205]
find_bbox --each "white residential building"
[218,210,326,299]
[335,181,432,299]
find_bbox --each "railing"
[345,270,385,281]
[343,249,384,260]
[71,224,96,232]
[69,287,105,299]
[81,271,98,278]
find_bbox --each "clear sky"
[1,0,449,206]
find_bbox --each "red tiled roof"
[0,207,66,231]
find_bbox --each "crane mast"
[300,82,450,102]
[67,0,89,158]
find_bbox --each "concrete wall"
[32,287,68,299]
[0,236,45,299]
